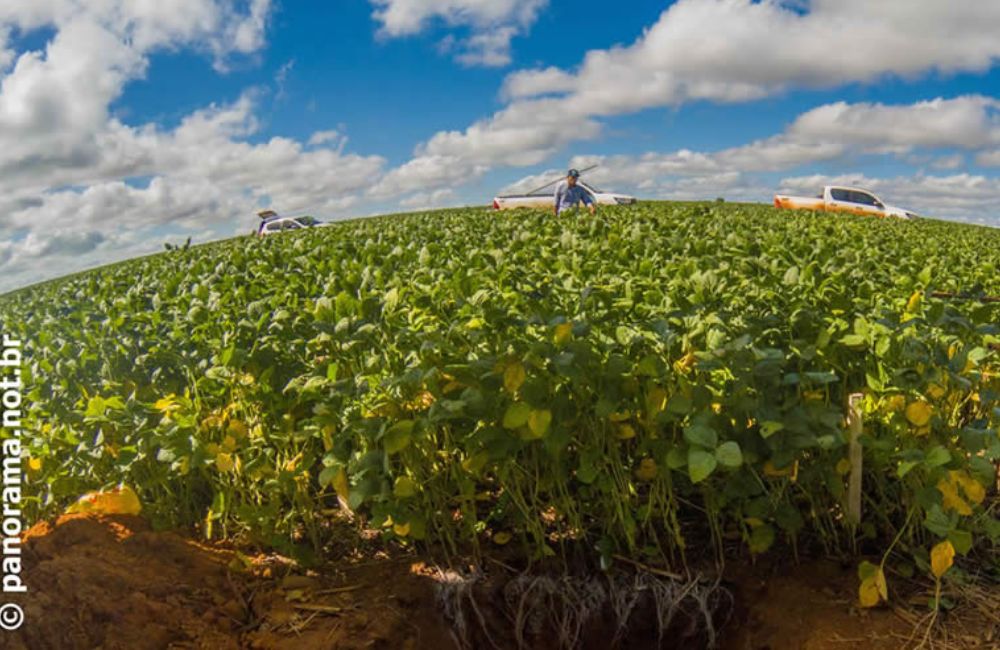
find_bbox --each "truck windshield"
[295,216,319,226]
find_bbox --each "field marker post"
[846,393,864,527]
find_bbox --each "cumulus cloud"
[496,95,1000,215]
[976,150,1000,166]
[370,0,546,67]
[500,96,1000,196]
[398,188,457,209]
[397,0,1000,192]
[0,1,389,291]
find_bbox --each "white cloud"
[394,0,1000,190]
[976,150,1000,166]
[0,1,390,291]
[497,96,1000,214]
[370,0,546,67]
[398,188,457,209]
[787,97,1000,152]
[501,96,1000,198]
[931,154,964,170]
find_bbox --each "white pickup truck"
[492,180,637,211]
[774,186,918,219]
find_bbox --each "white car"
[257,214,322,236]
[774,186,918,220]
[492,178,637,210]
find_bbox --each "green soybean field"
[1,202,998,607]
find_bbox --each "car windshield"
[295,216,319,226]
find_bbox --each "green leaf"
[840,334,866,349]
[683,422,717,449]
[383,420,414,454]
[715,441,743,468]
[858,560,879,581]
[759,420,784,439]
[947,529,973,555]
[502,402,531,430]
[923,504,953,538]
[688,449,717,484]
[897,460,919,478]
[666,393,692,415]
[748,524,776,554]
[923,446,951,469]
[318,466,339,487]
[665,445,687,469]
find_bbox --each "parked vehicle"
[256,211,322,236]
[492,166,636,210]
[774,186,918,219]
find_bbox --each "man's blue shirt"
[554,181,594,214]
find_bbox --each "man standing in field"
[554,169,596,216]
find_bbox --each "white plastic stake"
[846,393,864,526]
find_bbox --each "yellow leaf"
[763,461,785,477]
[615,423,636,440]
[215,452,235,472]
[608,410,631,423]
[874,567,888,601]
[635,458,657,481]
[835,458,852,476]
[646,387,667,417]
[393,522,411,537]
[492,531,512,545]
[858,576,881,608]
[504,361,526,393]
[228,420,248,438]
[926,383,946,400]
[527,409,552,438]
[905,290,922,314]
[154,395,179,412]
[937,478,973,516]
[673,351,697,374]
[333,468,350,502]
[321,424,335,451]
[904,401,933,427]
[461,451,490,474]
[951,470,985,505]
[66,485,142,516]
[393,476,417,498]
[554,322,573,345]
[930,540,955,578]
[222,435,238,452]
[884,395,906,412]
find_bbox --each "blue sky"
[0,1,998,290]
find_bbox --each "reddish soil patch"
[4,514,993,649]
[719,560,911,650]
[5,514,453,650]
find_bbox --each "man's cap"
[567,169,580,178]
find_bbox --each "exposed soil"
[2,514,995,650]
